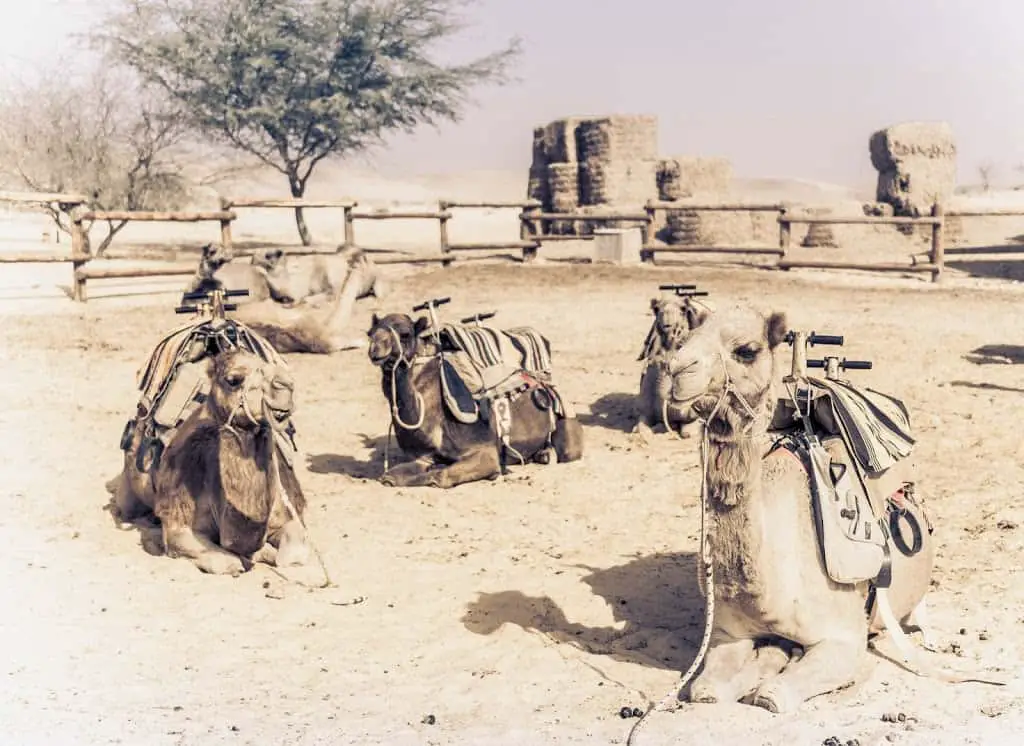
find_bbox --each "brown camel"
[633,294,712,441]
[366,312,584,488]
[107,330,313,577]
[662,304,948,713]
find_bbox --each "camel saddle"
[770,377,929,587]
[431,322,570,426]
[122,318,298,473]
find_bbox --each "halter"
[378,322,426,431]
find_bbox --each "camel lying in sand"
[633,293,712,440]
[186,245,384,354]
[108,330,314,577]
[185,243,387,307]
[662,304,944,712]
[366,312,584,488]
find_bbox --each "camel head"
[367,313,430,367]
[251,248,298,304]
[252,248,285,272]
[199,242,236,274]
[665,305,788,441]
[206,348,296,431]
[639,296,712,362]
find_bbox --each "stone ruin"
[528,115,659,235]
[867,121,960,241]
[526,115,735,242]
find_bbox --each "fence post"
[930,202,944,283]
[778,206,791,269]
[219,215,233,250]
[641,201,656,263]
[343,205,355,249]
[438,200,453,267]
[70,211,88,302]
[521,210,539,262]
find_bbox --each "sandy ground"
[4,171,1024,745]
[3,250,1024,746]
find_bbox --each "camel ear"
[765,311,789,349]
[370,312,380,328]
[649,298,659,313]
[683,300,707,330]
[413,315,431,337]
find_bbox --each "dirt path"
[2,262,1023,745]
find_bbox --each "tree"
[0,66,190,255]
[97,0,521,245]
[978,161,995,192]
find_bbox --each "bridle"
[374,321,426,431]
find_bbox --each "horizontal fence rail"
[5,190,1024,301]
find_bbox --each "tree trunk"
[289,176,313,246]
[95,220,130,257]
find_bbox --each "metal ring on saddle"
[135,436,165,474]
[889,507,924,557]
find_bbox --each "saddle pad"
[438,323,553,378]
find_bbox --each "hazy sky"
[3,0,1023,189]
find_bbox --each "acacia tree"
[0,66,189,255]
[98,0,521,245]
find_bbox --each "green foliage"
[101,0,520,193]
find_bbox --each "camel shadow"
[963,344,1024,366]
[461,552,702,672]
[578,392,638,434]
[101,490,166,558]
[306,433,392,479]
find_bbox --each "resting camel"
[633,294,712,441]
[366,312,584,488]
[107,338,313,577]
[252,246,389,305]
[662,304,943,713]
[186,246,382,354]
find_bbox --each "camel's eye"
[225,373,245,388]
[734,343,760,363]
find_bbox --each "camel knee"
[553,418,584,462]
[273,521,311,567]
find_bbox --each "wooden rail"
[8,188,1024,302]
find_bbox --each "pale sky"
[2,0,1023,189]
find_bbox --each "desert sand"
[2,167,1024,746]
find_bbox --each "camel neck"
[705,435,764,509]
[385,359,427,429]
[217,425,276,522]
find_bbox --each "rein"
[384,324,426,431]
[629,352,768,745]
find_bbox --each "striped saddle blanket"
[437,323,553,380]
[433,322,562,425]
[773,376,915,475]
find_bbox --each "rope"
[627,353,764,746]
[385,325,426,431]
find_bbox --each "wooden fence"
[0,192,1018,301]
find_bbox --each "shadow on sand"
[962,344,1024,366]
[461,552,702,672]
[578,392,638,434]
[306,433,391,480]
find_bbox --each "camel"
[633,293,712,441]
[186,246,382,354]
[184,242,388,308]
[366,312,584,488]
[107,330,314,577]
[661,304,943,713]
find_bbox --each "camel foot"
[752,679,799,714]
[194,550,246,576]
[688,682,729,704]
[274,526,312,568]
[251,543,278,566]
[533,447,554,465]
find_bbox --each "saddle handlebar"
[412,296,451,312]
[181,287,249,302]
[807,358,873,371]
[659,283,697,291]
[785,330,844,347]
[175,304,198,314]
[809,333,844,347]
[676,290,709,298]
[461,311,497,324]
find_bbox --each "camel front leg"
[163,526,245,576]
[687,632,756,704]
[380,457,435,487]
[752,637,864,713]
[383,448,501,489]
